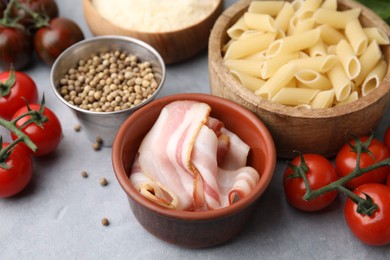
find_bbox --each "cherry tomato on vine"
[0,70,38,120]
[344,183,390,246]
[11,104,62,156]
[0,143,33,198]
[335,136,390,190]
[34,17,84,66]
[0,26,33,70]
[13,0,59,28]
[283,154,339,212]
[387,174,390,187]
[384,126,390,154]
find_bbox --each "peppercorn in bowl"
[50,35,166,146]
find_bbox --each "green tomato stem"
[0,115,37,153]
[0,0,24,29]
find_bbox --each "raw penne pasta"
[313,8,360,29]
[275,2,295,32]
[296,0,322,20]
[345,18,368,55]
[336,40,360,79]
[267,28,320,57]
[361,60,387,96]
[336,91,359,106]
[224,32,276,60]
[255,63,297,99]
[321,0,337,10]
[272,87,319,106]
[289,55,337,73]
[319,24,346,45]
[363,27,390,45]
[244,13,277,33]
[295,69,332,90]
[327,63,352,101]
[355,40,382,85]
[230,70,265,93]
[222,0,389,108]
[261,53,299,79]
[224,59,263,78]
[309,39,327,56]
[294,17,315,34]
[227,17,249,40]
[291,0,304,11]
[248,1,285,16]
[244,51,267,60]
[311,89,335,109]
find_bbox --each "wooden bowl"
[209,0,390,158]
[83,0,224,64]
[112,93,276,248]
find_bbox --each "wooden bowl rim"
[84,0,225,35]
[209,0,390,119]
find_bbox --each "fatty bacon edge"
[130,100,260,211]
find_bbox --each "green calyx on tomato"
[283,152,338,211]
[0,68,16,97]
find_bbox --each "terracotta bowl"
[83,0,224,64]
[112,93,276,248]
[209,0,390,158]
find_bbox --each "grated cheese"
[92,0,220,33]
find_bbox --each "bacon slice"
[130,100,261,211]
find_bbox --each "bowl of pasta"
[83,0,224,64]
[112,93,276,248]
[209,0,390,158]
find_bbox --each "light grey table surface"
[1,0,390,259]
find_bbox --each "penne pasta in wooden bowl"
[209,0,390,158]
[83,0,224,64]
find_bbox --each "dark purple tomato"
[0,26,33,70]
[34,17,84,66]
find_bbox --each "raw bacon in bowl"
[130,100,260,211]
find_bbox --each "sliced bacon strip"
[137,100,211,210]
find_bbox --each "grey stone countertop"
[1,0,389,259]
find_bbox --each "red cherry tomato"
[11,104,62,156]
[384,126,390,154]
[335,136,390,189]
[34,17,84,65]
[0,70,38,120]
[387,174,390,187]
[0,143,33,198]
[0,26,33,70]
[344,183,390,246]
[283,154,339,211]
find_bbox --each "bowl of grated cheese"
[83,0,224,64]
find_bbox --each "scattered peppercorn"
[99,177,108,186]
[96,136,103,145]
[58,50,159,112]
[92,142,101,151]
[74,124,81,132]
[101,218,109,226]
[81,170,88,178]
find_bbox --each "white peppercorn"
[58,50,159,112]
